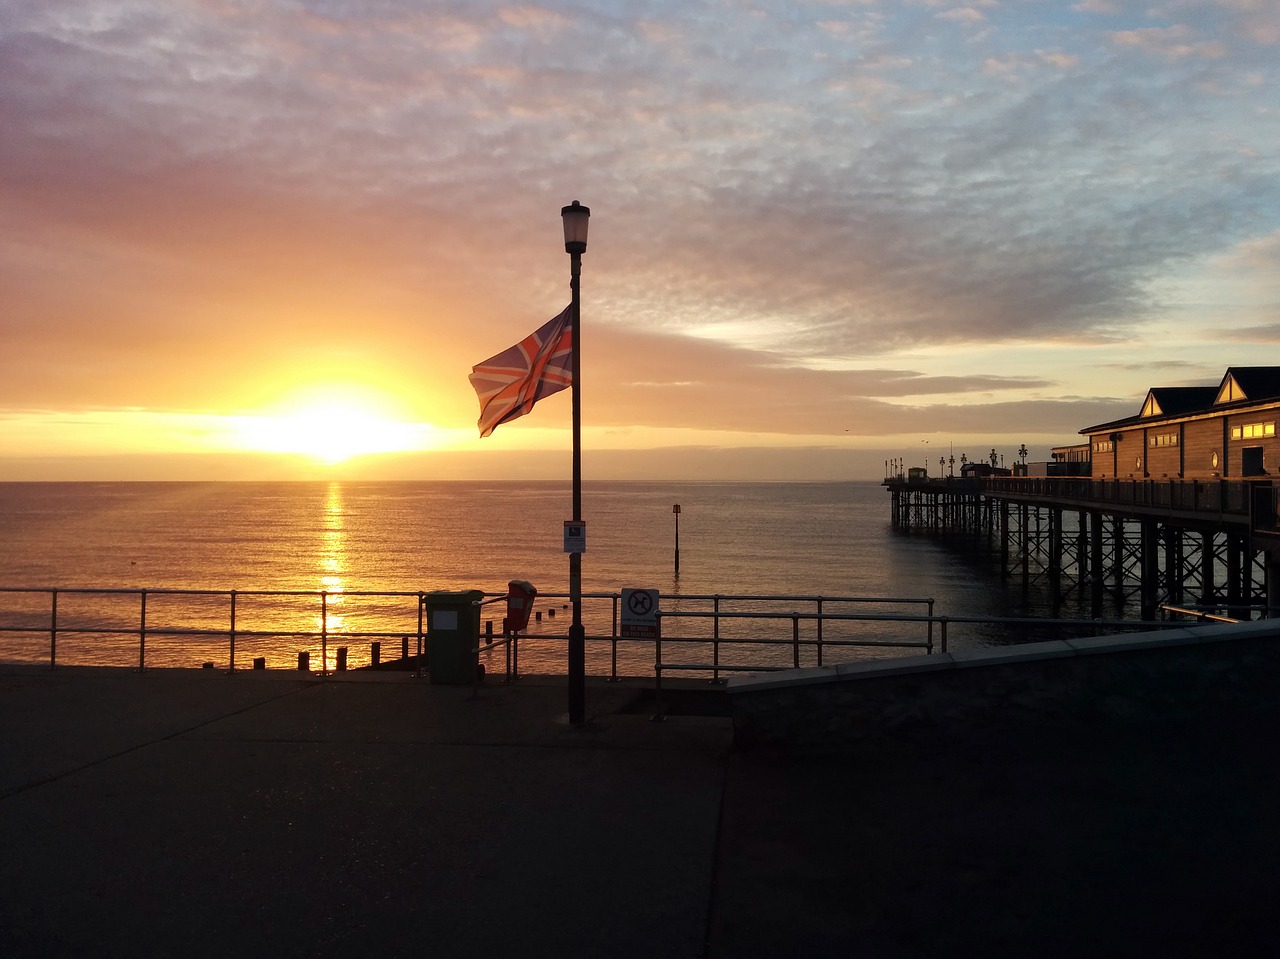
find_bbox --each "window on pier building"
[1149,433,1178,447]
[1216,374,1248,405]
[1231,422,1276,440]
[1093,439,1113,453]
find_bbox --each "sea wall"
[727,619,1280,751]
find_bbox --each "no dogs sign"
[620,588,660,639]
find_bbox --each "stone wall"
[727,621,1280,751]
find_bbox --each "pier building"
[887,366,1280,623]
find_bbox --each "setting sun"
[233,390,440,463]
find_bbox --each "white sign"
[431,610,458,631]
[620,588,660,639]
[563,520,586,553]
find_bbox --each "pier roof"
[1216,366,1280,405]
[1079,366,1280,435]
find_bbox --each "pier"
[885,475,1280,621]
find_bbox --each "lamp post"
[562,199,589,725]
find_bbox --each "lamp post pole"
[563,200,589,726]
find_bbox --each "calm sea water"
[0,481,1065,673]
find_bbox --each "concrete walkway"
[1,666,1276,958]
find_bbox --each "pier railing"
[886,474,1266,519]
[982,476,1258,517]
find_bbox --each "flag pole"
[562,201,589,725]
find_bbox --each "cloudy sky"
[2,0,1277,480]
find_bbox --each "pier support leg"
[999,500,1010,578]
[1019,503,1030,588]
[1163,527,1183,608]
[1090,511,1105,618]
[1141,519,1160,620]
[1048,507,1063,614]
[1112,517,1126,603]
[1227,534,1244,619]
[1200,532,1216,608]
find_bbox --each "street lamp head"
[561,200,590,254]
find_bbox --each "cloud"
[0,0,1277,472]
[1109,25,1227,60]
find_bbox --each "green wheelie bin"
[422,589,486,684]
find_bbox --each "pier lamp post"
[563,199,590,725]
[1018,444,1028,464]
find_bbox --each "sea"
[0,480,1082,675]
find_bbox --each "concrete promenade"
[1,665,1277,957]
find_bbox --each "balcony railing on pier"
[885,473,1272,518]
[983,476,1262,516]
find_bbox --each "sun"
[233,390,436,463]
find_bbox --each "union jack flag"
[469,304,574,437]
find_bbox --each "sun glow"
[234,391,440,463]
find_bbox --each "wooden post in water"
[673,504,681,575]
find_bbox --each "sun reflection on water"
[318,482,347,637]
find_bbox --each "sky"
[2,0,1278,481]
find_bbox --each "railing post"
[792,613,800,669]
[138,589,147,672]
[609,592,620,682]
[927,599,935,651]
[228,590,237,673]
[652,612,665,722]
[712,595,721,684]
[320,590,328,677]
[816,597,824,668]
[49,589,58,670]
[416,592,425,679]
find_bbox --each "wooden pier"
[885,475,1280,621]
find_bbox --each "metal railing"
[0,587,431,673]
[0,586,1209,688]
[982,476,1260,516]
[648,606,1203,717]
[1,587,941,677]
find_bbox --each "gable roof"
[1141,387,1218,418]
[1080,366,1280,435]
[1215,367,1280,406]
